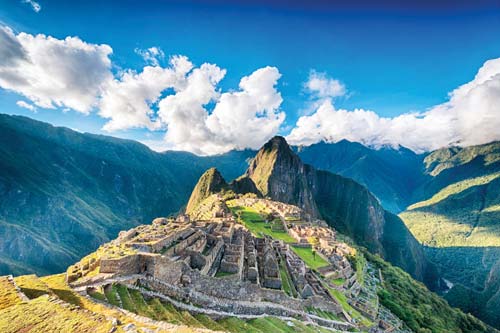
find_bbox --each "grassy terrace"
[279,260,298,297]
[327,287,372,327]
[0,276,22,310]
[15,274,52,299]
[306,306,339,321]
[331,278,345,286]
[291,246,329,270]
[0,295,114,333]
[87,283,336,333]
[227,202,296,243]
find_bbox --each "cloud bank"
[1,24,500,155]
[0,25,285,155]
[0,26,112,113]
[287,61,500,152]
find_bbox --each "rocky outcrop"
[185,168,227,214]
[245,136,319,217]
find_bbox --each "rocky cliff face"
[244,136,319,217]
[242,136,435,284]
[295,140,425,213]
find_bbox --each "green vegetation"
[364,250,494,333]
[0,277,22,310]
[194,314,226,331]
[228,203,296,243]
[352,252,366,286]
[115,284,136,312]
[306,306,339,321]
[290,246,329,270]
[327,287,372,327]
[104,285,121,306]
[14,274,52,299]
[331,278,345,286]
[0,295,113,333]
[279,261,297,297]
[215,270,236,278]
[128,288,156,318]
[400,174,500,247]
[408,173,500,210]
[87,288,106,302]
[219,317,263,333]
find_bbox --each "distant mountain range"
[1,113,499,328]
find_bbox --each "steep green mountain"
[397,142,500,328]
[295,140,425,213]
[0,114,252,276]
[414,142,500,199]
[244,136,319,216]
[364,250,497,333]
[239,136,436,286]
[185,167,228,214]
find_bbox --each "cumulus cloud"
[0,26,113,113]
[287,58,500,152]
[16,100,37,112]
[135,46,165,66]
[305,70,346,99]
[156,63,285,155]
[22,0,41,13]
[0,24,285,155]
[99,55,192,131]
[204,67,285,153]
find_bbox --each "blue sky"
[1,0,500,154]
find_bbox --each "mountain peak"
[242,136,319,216]
[260,136,293,155]
[185,167,227,214]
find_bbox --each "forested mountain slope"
[0,114,252,275]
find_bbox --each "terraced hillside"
[0,273,220,333]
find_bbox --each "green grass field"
[291,246,329,270]
[331,278,345,286]
[228,203,296,243]
[327,287,371,326]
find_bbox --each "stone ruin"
[67,198,373,329]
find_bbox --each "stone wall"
[100,254,143,275]
[201,238,224,276]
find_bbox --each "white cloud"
[22,0,41,13]
[157,66,284,155]
[305,70,346,99]
[0,24,285,155]
[0,26,113,113]
[287,58,500,152]
[99,55,192,131]
[205,66,285,153]
[135,46,165,66]
[16,100,36,112]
